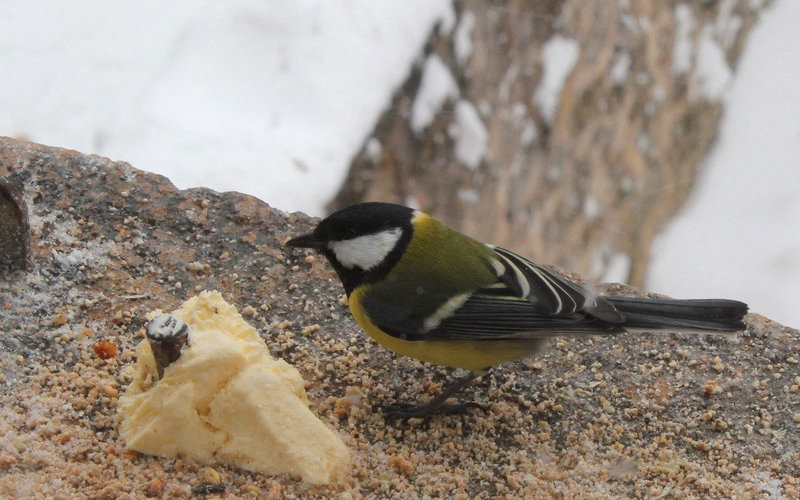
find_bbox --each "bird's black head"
[286,202,415,294]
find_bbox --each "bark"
[330,0,768,286]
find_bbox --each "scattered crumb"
[186,261,206,273]
[92,340,118,359]
[702,379,723,396]
[50,312,68,327]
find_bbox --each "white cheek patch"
[328,228,402,270]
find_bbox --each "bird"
[286,202,748,418]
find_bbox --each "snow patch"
[672,4,694,74]
[610,51,631,85]
[450,100,488,169]
[457,188,480,204]
[410,54,459,134]
[364,138,382,162]
[534,35,579,124]
[436,2,457,34]
[673,4,734,100]
[583,196,601,220]
[714,0,743,50]
[454,10,475,66]
[53,241,114,271]
[520,119,537,147]
[499,64,520,102]
[693,27,733,100]
[509,102,526,120]
[603,253,631,284]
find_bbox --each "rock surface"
[1,137,798,498]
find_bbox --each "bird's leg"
[381,371,486,419]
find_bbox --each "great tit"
[286,202,748,418]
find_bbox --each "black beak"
[285,232,326,249]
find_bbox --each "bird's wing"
[488,245,624,323]
[417,287,622,341]
[361,244,625,342]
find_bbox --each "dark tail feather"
[605,297,748,332]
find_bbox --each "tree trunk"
[330,0,768,287]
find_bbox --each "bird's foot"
[381,400,486,419]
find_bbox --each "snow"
[673,3,733,100]
[693,27,733,100]
[535,35,580,124]
[583,196,601,221]
[451,100,488,169]
[603,253,632,285]
[609,51,631,86]
[672,4,694,74]
[364,138,383,163]
[648,0,800,328]
[53,242,112,271]
[409,54,459,134]
[454,10,475,67]
[520,120,538,147]
[713,0,743,51]
[498,64,520,102]
[0,1,450,216]
[457,188,480,204]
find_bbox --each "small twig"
[146,314,190,379]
